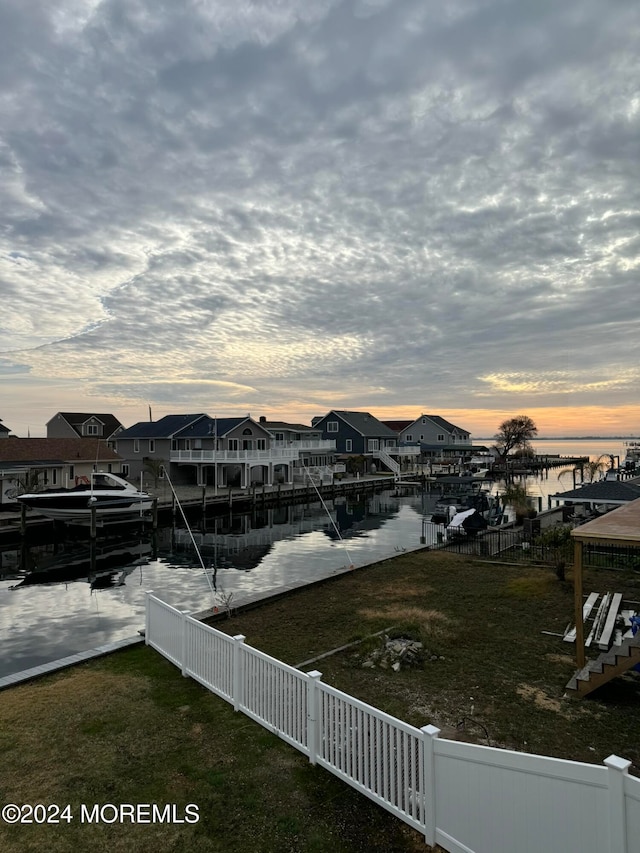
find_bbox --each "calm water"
[0,488,433,677]
[0,438,630,678]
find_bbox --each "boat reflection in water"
[5,536,152,592]
[0,487,431,678]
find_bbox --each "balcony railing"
[171,448,299,463]
[271,440,336,451]
[387,445,421,456]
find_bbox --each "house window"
[367,439,379,451]
[171,440,177,451]
[51,469,57,485]
[256,439,266,450]
[242,428,253,436]
[122,464,129,477]
[242,440,252,451]
[134,440,140,453]
[420,435,424,441]
[228,439,239,451]
[345,439,352,452]
[437,434,445,442]
[327,421,338,433]
[69,465,75,480]
[406,434,412,442]
[149,440,155,453]
[159,465,166,479]
[422,418,426,424]
[275,432,284,441]
[84,423,101,436]
[184,440,191,451]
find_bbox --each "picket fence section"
[145,592,639,852]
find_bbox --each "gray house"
[47,412,124,443]
[257,417,337,482]
[397,414,472,461]
[115,413,297,489]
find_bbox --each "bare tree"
[493,416,538,462]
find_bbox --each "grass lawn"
[1,549,639,853]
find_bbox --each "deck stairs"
[373,449,400,477]
[565,633,640,697]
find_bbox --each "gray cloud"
[1,0,639,434]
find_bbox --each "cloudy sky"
[2,0,639,438]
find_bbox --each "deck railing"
[146,592,639,852]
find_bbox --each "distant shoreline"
[474,436,637,441]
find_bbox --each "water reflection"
[0,487,434,678]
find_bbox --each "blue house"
[312,410,401,474]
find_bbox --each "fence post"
[306,670,322,765]
[180,611,191,677]
[144,590,154,645]
[421,724,440,847]
[232,635,246,712]
[604,754,631,853]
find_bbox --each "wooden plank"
[585,593,609,648]
[597,592,623,650]
[563,592,599,643]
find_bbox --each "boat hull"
[17,477,153,522]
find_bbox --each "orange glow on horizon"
[269,403,640,438]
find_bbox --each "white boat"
[16,472,153,522]
[623,440,640,469]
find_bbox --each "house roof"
[260,420,319,433]
[551,479,640,503]
[0,418,11,435]
[381,420,413,433]
[571,498,640,544]
[117,414,207,439]
[323,411,398,439]
[49,412,123,438]
[0,438,121,464]
[175,417,271,438]
[419,414,469,434]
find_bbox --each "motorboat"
[430,489,497,525]
[16,472,153,522]
[623,440,640,470]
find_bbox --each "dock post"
[20,503,27,536]
[90,504,97,539]
[152,497,158,529]
[202,485,206,514]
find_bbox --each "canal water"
[0,438,629,679]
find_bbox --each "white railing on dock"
[145,592,639,852]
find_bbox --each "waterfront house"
[396,414,473,464]
[257,417,337,484]
[46,412,124,443]
[311,410,417,475]
[0,419,13,438]
[116,413,299,489]
[0,439,124,506]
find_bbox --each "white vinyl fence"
[145,592,639,853]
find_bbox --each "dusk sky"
[2,0,639,438]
